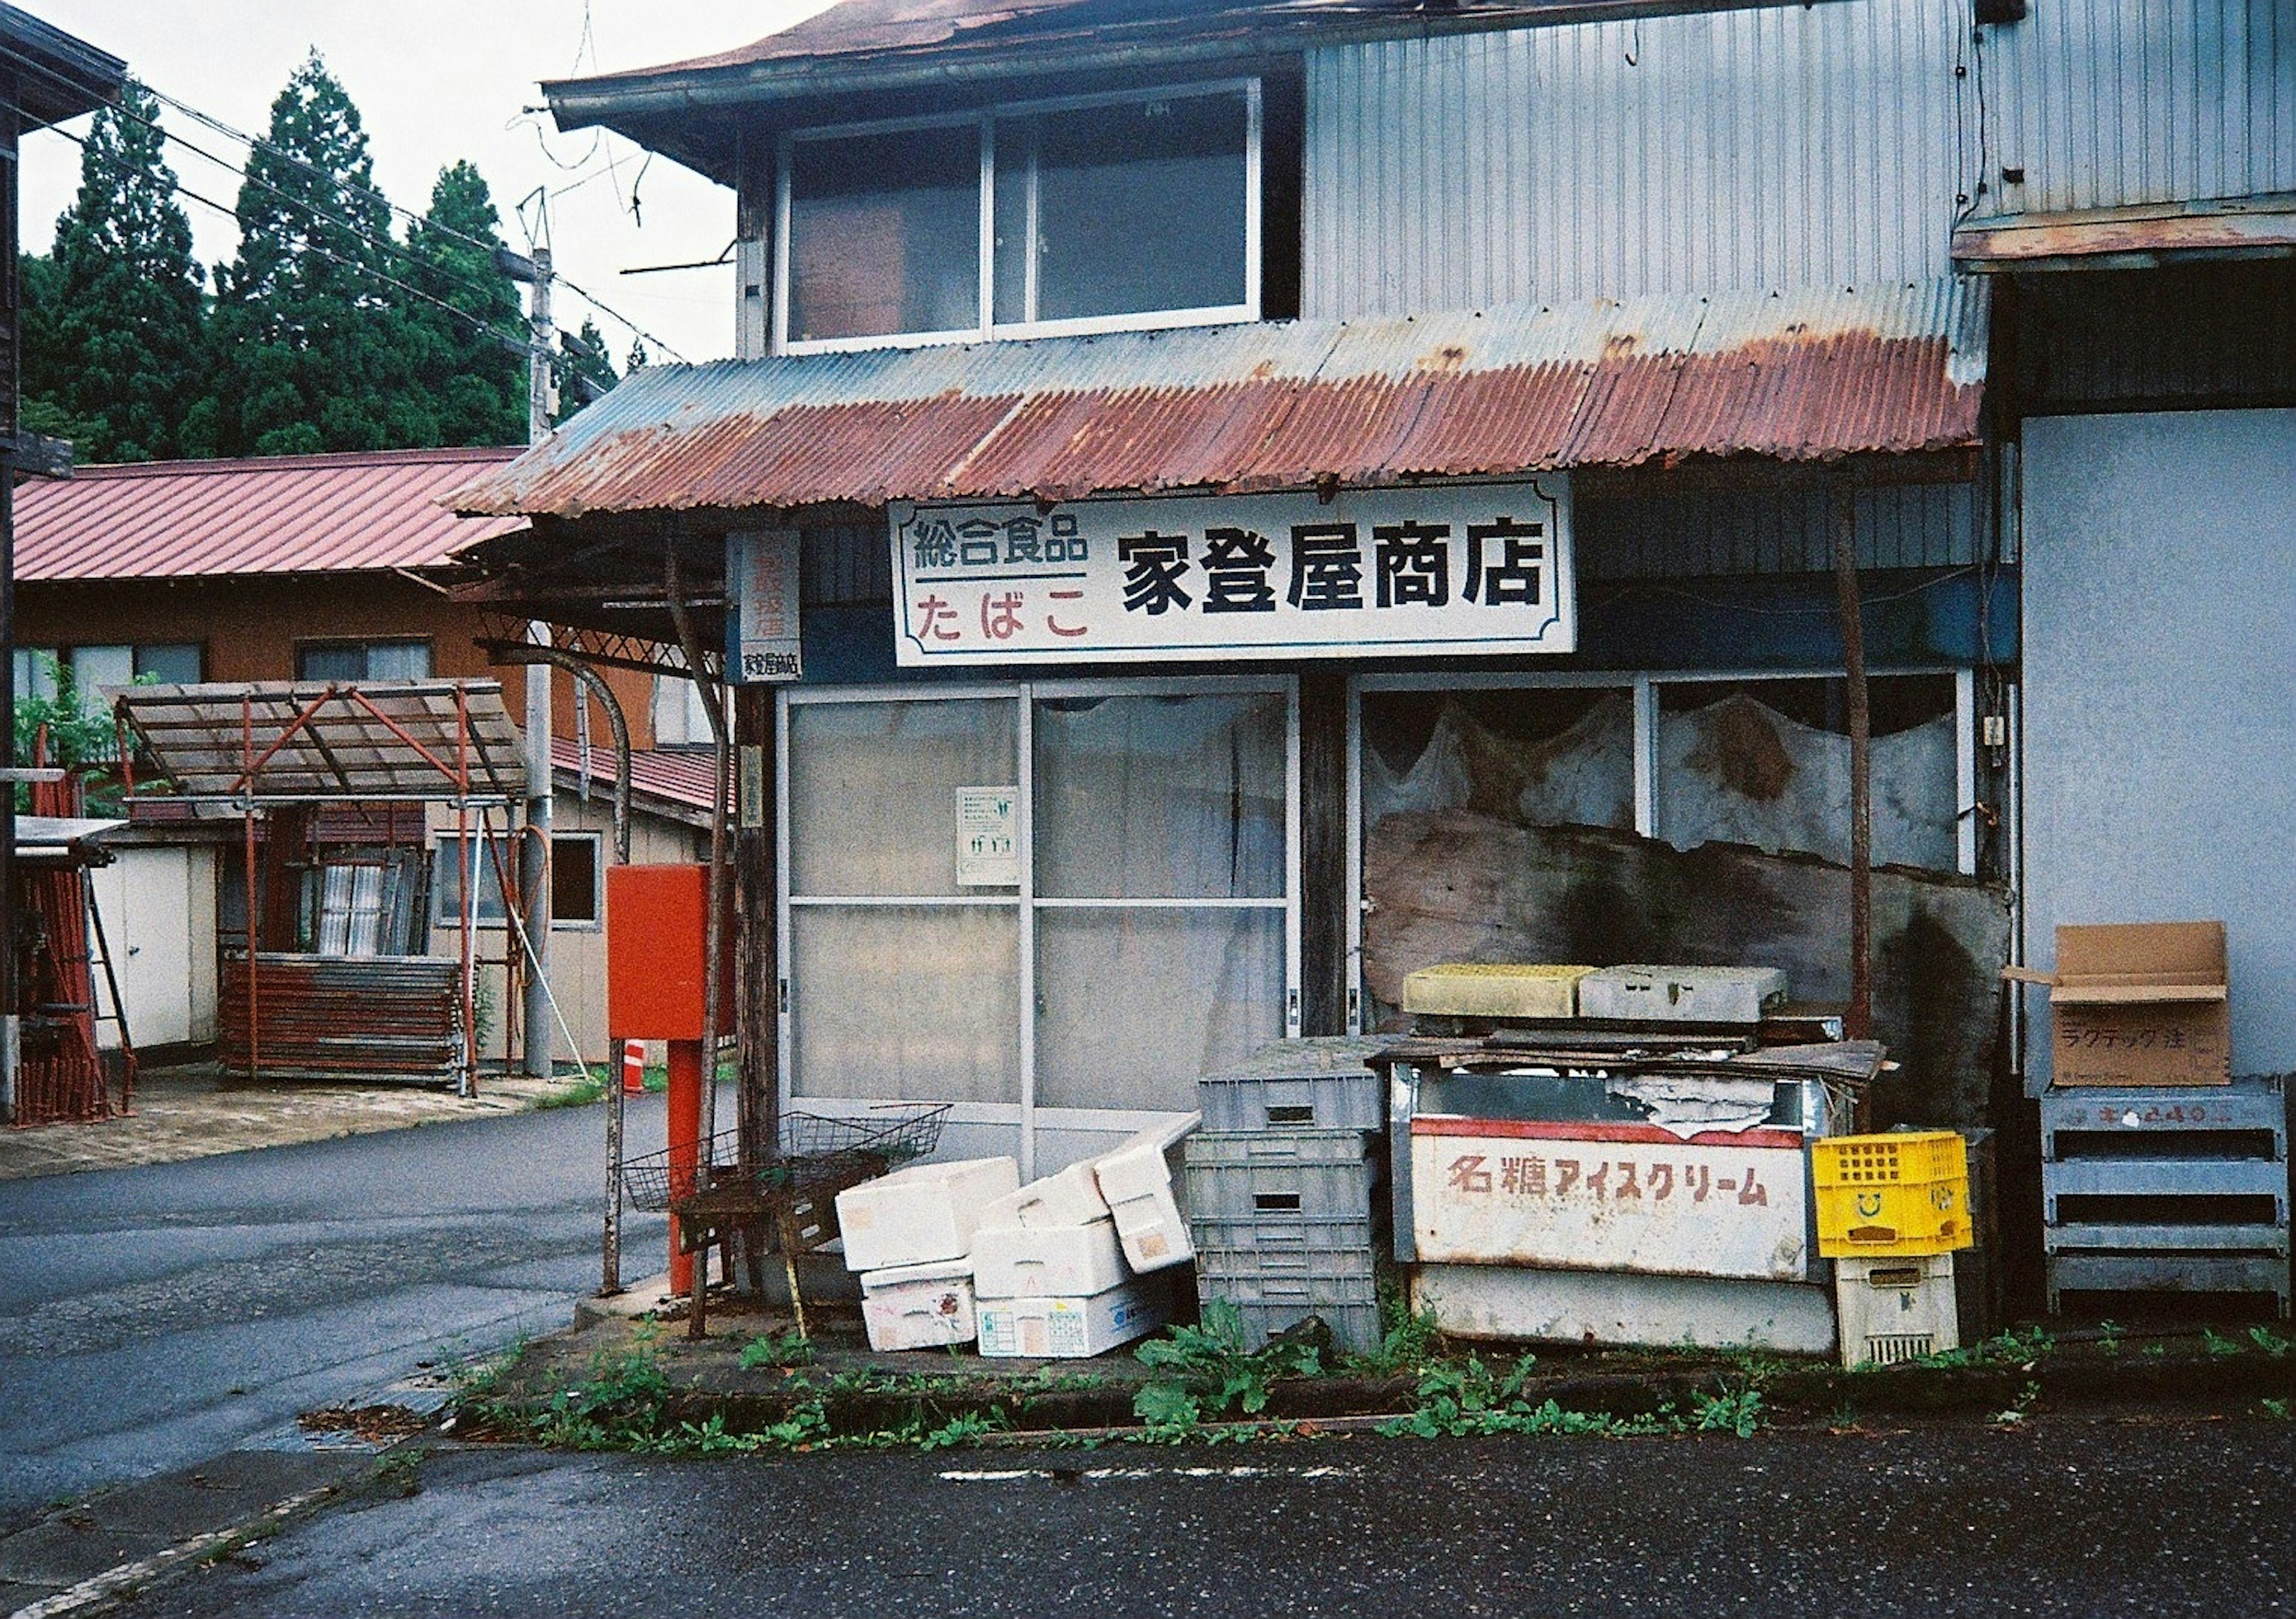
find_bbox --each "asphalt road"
[0,1091,676,1527]
[145,1415,2292,1618]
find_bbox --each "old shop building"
[450,0,2292,1239]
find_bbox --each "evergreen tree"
[22,83,207,463]
[553,316,619,425]
[401,160,525,446]
[206,53,417,456]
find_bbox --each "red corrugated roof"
[18,447,526,582]
[552,738,721,815]
[452,283,1987,522]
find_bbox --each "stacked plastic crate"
[1813,1131,1975,1367]
[1186,1037,1391,1356]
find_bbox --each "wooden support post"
[666,1037,703,1302]
[1832,480,1874,1041]
[734,683,779,1300]
[1297,672,1350,1036]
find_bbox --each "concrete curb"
[4,1480,344,1619]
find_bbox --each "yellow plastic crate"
[1812,1131,1973,1257]
[1401,963,1595,1019]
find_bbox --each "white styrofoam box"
[971,1217,1128,1300]
[1834,1253,1959,1369]
[835,1156,1020,1272]
[978,1160,1111,1232]
[1091,1113,1199,1273]
[1576,964,1789,1025]
[859,1259,978,1352]
[976,1278,1171,1359]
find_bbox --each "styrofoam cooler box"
[971,1217,1128,1299]
[1091,1113,1199,1273]
[1402,963,1594,1021]
[976,1278,1171,1359]
[1577,964,1788,1025]
[978,1160,1111,1231]
[1834,1253,1960,1369]
[859,1259,978,1352]
[835,1156,1019,1272]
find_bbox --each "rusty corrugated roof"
[450,282,1986,522]
[19,447,526,582]
[552,737,721,819]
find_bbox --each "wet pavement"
[130,1414,2294,1618]
[0,1091,676,1529]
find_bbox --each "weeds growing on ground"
[1131,1301,1324,1439]
[738,1327,814,1370]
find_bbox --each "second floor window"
[781,80,1259,351]
[297,639,432,682]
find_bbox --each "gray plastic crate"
[1197,1037,1389,1133]
[1189,1210,1382,1253]
[1194,1243,1377,1285]
[1184,1130,1381,1226]
[1199,1266,1376,1307]
[1223,1296,1383,1357]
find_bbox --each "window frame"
[773,78,1264,356]
[432,829,605,932]
[295,637,434,683]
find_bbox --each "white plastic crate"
[1833,1253,1959,1369]
[977,1161,1111,1232]
[970,1217,1129,1300]
[859,1259,977,1352]
[976,1278,1171,1359]
[835,1156,1020,1272]
[1577,964,1789,1025]
[1091,1114,1199,1273]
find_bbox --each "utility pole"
[500,243,555,1079]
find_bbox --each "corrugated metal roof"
[551,737,721,818]
[450,282,1986,521]
[18,448,526,582]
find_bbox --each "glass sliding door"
[780,678,1297,1169]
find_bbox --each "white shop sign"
[890,481,1573,667]
[1411,1125,1810,1282]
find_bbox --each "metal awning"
[14,816,126,866]
[114,681,526,812]
[1953,194,2296,274]
[446,280,1987,523]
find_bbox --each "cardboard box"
[859,1259,977,1352]
[835,1156,1020,1272]
[976,1278,1171,1359]
[2004,922,2230,1088]
[970,1217,1128,1299]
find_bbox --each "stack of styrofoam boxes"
[970,1134,1189,1358]
[1186,1038,1390,1357]
[838,1157,1018,1353]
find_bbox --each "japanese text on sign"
[890,482,1573,666]
[727,529,802,683]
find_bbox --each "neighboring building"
[450,0,2292,1305]
[16,447,711,1062]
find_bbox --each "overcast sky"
[17,2,838,369]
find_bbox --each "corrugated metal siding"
[1578,479,1984,581]
[2011,261,2296,410]
[1304,4,1974,319]
[1980,0,2295,215]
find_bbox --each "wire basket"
[618,1104,952,1212]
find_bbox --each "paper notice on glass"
[956,786,1019,887]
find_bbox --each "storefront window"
[781,681,1295,1147]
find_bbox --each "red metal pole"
[243,695,259,1085]
[665,1037,703,1297]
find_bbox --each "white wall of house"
[2019,407,2296,1084]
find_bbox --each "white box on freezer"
[1576,965,1788,1025]
[970,1217,1128,1299]
[859,1259,978,1352]
[835,1156,1019,1272]
[976,1279,1170,1359]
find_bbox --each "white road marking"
[938,1463,1358,1484]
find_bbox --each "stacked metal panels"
[1187,1037,1390,1357]
[2041,1080,2290,1317]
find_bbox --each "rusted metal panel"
[1953,195,2296,271]
[15,448,524,582]
[448,281,1986,521]
[218,954,462,1083]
